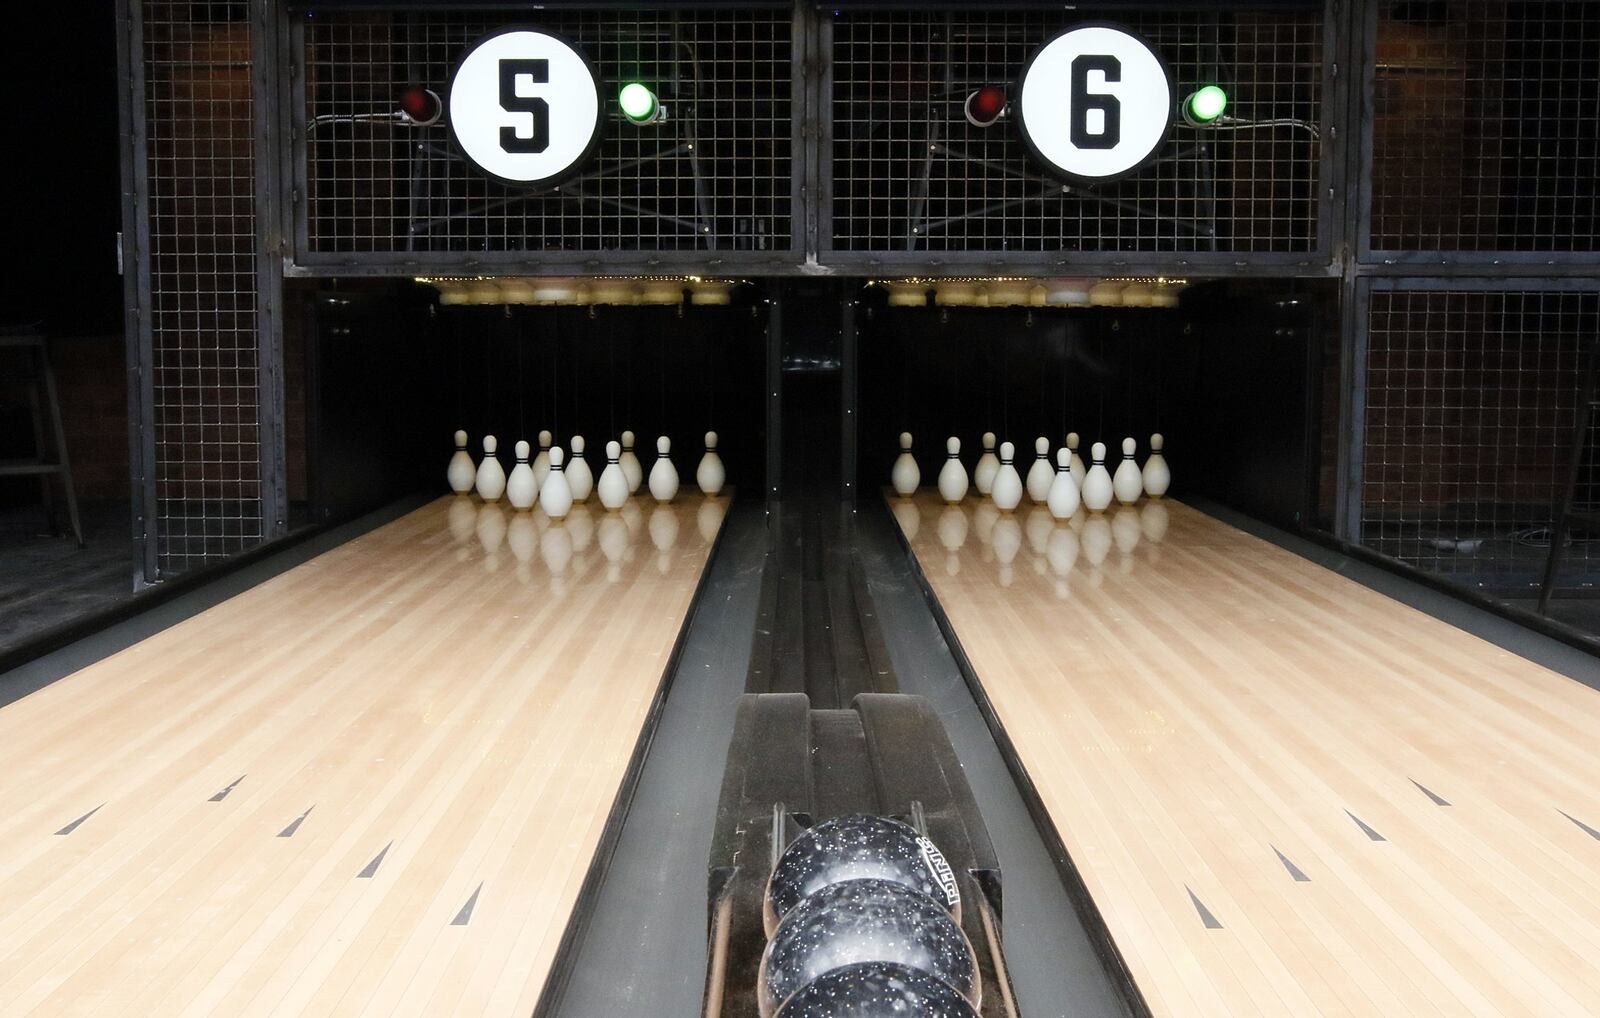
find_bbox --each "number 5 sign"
[448,29,603,188]
[1015,25,1173,185]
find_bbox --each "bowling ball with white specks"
[764,814,962,935]
[774,961,979,1018]
[757,878,980,1017]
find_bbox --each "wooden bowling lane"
[889,492,1600,1018]
[0,493,729,1017]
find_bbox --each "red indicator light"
[399,85,442,126]
[964,85,1008,128]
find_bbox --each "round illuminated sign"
[1015,25,1173,184]
[447,29,603,188]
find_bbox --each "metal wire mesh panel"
[1363,288,1600,596]
[830,9,1323,254]
[301,10,792,256]
[1370,1,1600,253]
[142,0,264,575]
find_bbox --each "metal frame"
[766,286,784,502]
[1351,0,1600,275]
[276,0,1345,278]
[840,291,857,503]
[116,0,160,587]
[254,0,290,540]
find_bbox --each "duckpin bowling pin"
[475,435,506,502]
[937,437,968,503]
[1081,442,1113,513]
[991,441,1023,512]
[1143,432,1170,498]
[891,432,920,496]
[447,430,475,494]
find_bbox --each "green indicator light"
[619,82,659,124]
[1185,85,1228,124]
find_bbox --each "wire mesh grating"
[1370,0,1600,253]
[1363,288,1600,595]
[829,8,1324,254]
[300,9,793,257]
[142,0,264,576]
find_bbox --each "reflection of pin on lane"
[448,496,477,544]
[890,499,921,541]
[1081,515,1112,566]
[507,513,537,564]
[937,505,969,553]
[1112,506,1143,556]
[476,501,506,564]
[1141,500,1170,542]
[1025,507,1054,555]
[697,498,727,544]
[650,505,680,576]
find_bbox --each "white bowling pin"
[648,436,679,503]
[1025,436,1054,503]
[1143,432,1170,498]
[447,430,475,494]
[891,432,920,496]
[567,436,594,503]
[1082,441,1113,513]
[937,437,969,503]
[540,446,573,519]
[1113,437,1142,505]
[533,430,553,489]
[620,429,643,493]
[697,431,726,495]
[506,440,537,510]
[598,440,629,510]
[1066,432,1087,489]
[1047,448,1080,520]
[991,441,1023,512]
[475,435,506,502]
[974,432,999,496]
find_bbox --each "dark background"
[1,12,126,510]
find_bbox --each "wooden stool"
[0,327,84,548]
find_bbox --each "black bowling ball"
[775,960,980,1017]
[764,814,962,935]
[758,878,980,1018]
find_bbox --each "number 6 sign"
[1015,24,1173,185]
[448,28,603,188]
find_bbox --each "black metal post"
[767,286,784,506]
[114,0,160,587]
[840,288,858,506]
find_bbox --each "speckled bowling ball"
[757,878,980,1018]
[774,961,980,1018]
[764,814,962,935]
